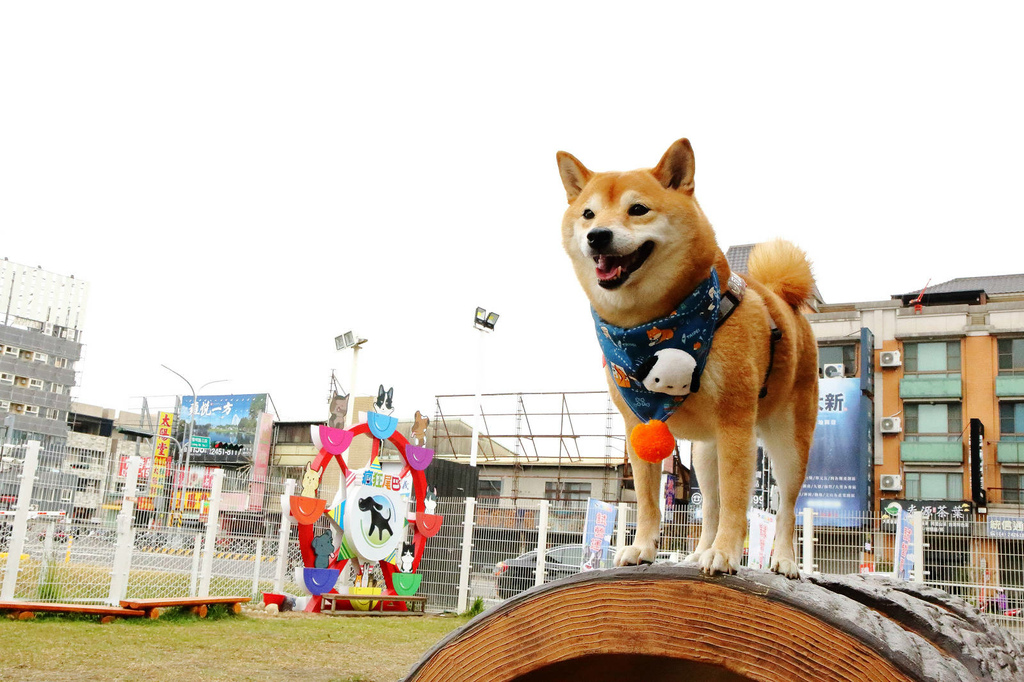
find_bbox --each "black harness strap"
[715,272,782,399]
[760,316,783,399]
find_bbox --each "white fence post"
[912,510,925,584]
[535,500,549,587]
[273,479,295,594]
[190,534,203,597]
[616,502,627,552]
[456,496,476,613]
[106,454,141,605]
[801,507,815,574]
[250,538,264,600]
[198,468,224,597]
[2,440,40,600]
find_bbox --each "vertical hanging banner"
[795,378,872,527]
[581,498,617,571]
[149,411,174,497]
[894,507,915,581]
[746,509,777,570]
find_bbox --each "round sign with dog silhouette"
[345,484,404,562]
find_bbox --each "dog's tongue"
[596,254,627,281]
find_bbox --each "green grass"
[0,609,468,682]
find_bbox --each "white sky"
[2,3,1022,423]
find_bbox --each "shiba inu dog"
[557,138,818,577]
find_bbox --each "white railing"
[2,441,1022,640]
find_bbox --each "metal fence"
[3,440,1023,640]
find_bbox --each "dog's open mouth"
[594,241,655,289]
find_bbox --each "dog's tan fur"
[557,139,818,577]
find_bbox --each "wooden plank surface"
[119,596,250,609]
[0,601,145,617]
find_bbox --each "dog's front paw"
[697,548,739,576]
[770,555,801,579]
[615,544,657,566]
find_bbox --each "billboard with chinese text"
[881,499,973,535]
[178,393,268,463]
[795,377,872,527]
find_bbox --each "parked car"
[493,544,678,599]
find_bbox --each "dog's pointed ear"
[652,138,695,193]
[556,151,592,203]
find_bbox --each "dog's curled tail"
[747,239,816,309]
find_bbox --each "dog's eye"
[582,209,595,220]
[628,203,650,217]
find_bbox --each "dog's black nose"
[587,228,613,250]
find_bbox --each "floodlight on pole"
[469,308,499,467]
[335,331,367,428]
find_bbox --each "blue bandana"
[593,268,721,424]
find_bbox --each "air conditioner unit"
[880,416,902,434]
[823,363,845,379]
[880,474,903,492]
[880,350,902,367]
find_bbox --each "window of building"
[54,357,68,369]
[545,481,592,502]
[11,403,25,414]
[818,344,857,378]
[904,341,961,374]
[904,402,962,441]
[28,378,44,390]
[51,384,64,394]
[60,489,73,503]
[0,373,13,385]
[478,479,502,503]
[3,346,17,356]
[1001,402,1024,443]
[0,401,9,412]
[18,350,33,361]
[23,405,39,416]
[33,352,48,363]
[999,338,1024,376]
[905,471,963,500]
[46,408,60,420]
[1002,471,1023,504]
[274,423,316,444]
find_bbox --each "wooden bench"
[321,592,427,616]
[0,600,145,624]
[119,596,250,619]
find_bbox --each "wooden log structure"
[0,600,145,622]
[404,565,1024,682]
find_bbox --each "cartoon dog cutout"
[359,496,393,541]
[400,542,415,573]
[311,531,335,569]
[635,348,698,396]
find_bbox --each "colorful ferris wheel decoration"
[289,386,441,613]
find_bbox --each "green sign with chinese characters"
[190,436,210,449]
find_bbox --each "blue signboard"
[988,516,1024,540]
[581,498,617,571]
[795,378,871,527]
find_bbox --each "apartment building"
[807,273,1024,511]
[0,260,88,448]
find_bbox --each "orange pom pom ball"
[630,420,675,462]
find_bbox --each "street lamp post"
[335,332,367,428]
[160,365,227,524]
[469,308,499,467]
